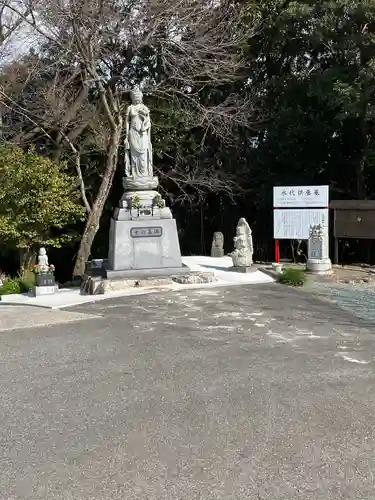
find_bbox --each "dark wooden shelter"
[330,200,375,264]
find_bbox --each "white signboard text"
[273,185,329,208]
[273,209,328,240]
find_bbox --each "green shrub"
[0,273,35,295]
[0,278,21,295]
[278,267,306,287]
[18,269,35,293]
[18,278,34,293]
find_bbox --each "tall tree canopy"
[0,0,258,274]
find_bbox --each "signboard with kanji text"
[273,185,329,208]
[273,209,328,240]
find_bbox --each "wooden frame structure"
[330,200,375,264]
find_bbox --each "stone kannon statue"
[124,87,153,179]
[231,218,253,267]
[211,231,224,258]
[38,247,50,273]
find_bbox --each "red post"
[275,239,280,263]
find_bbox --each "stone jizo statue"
[211,232,224,258]
[231,218,253,267]
[38,247,50,273]
[124,87,153,179]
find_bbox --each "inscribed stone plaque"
[308,238,323,259]
[36,274,55,287]
[130,226,163,238]
[37,286,55,295]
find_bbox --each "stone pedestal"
[33,285,58,296]
[211,248,224,258]
[36,274,55,287]
[306,225,332,275]
[105,177,187,279]
[306,258,332,275]
[33,274,57,296]
[228,265,258,273]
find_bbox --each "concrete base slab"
[104,264,190,280]
[228,265,259,274]
[0,256,275,310]
[171,271,216,285]
[80,276,174,295]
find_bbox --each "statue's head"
[238,217,252,234]
[130,86,143,104]
[40,247,46,255]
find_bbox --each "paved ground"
[0,284,375,499]
[0,305,98,332]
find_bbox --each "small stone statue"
[38,247,50,273]
[231,218,253,268]
[124,86,153,178]
[211,232,224,258]
[309,224,324,240]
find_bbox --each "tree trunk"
[356,94,369,199]
[356,158,367,200]
[73,209,103,276]
[19,248,36,273]
[73,124,122,276]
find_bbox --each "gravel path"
[304,280,375,323]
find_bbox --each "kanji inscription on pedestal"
[130,226,163,238]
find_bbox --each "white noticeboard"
[273,185,329,208]
[273,209,328,240]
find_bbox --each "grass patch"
[278,267,306,287]
[0,271,36,296]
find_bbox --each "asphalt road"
[0,284,374,499]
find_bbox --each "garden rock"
[172,272,216,285]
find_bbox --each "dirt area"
[310,264,375,285]
[267,261,375,285]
